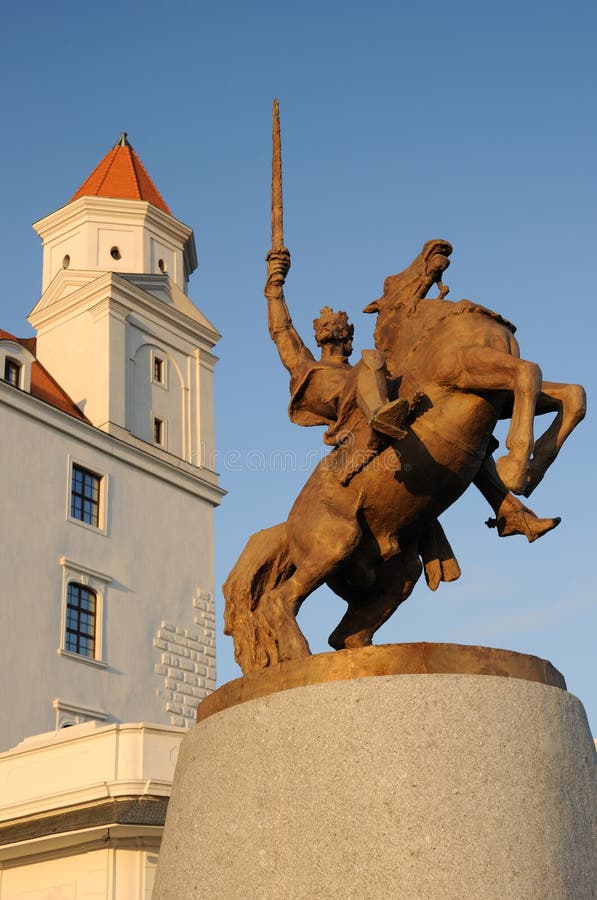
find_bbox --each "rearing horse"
[224,240,585,675]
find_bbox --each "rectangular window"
[153,356,164,383]
[153,417,164,445]
[65,583,96,658]
[71,464,101,527]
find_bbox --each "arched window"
[4,358,21,388]
[65,583,97,658]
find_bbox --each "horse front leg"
[437,346,542,494]
[524,381,586,496]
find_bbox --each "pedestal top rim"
[198,642,566,723]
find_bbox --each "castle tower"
[0,135,223,751]
[29,133,217,469]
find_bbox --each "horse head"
[363,239,453,314]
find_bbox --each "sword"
[271,98,284,251]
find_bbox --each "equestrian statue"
[223,102,586,675]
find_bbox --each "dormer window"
[0,344,33,393]
[4,358,21,388]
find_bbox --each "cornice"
[33,196,194,247]
[118,274,220,345]
[198,346,219,367]
[28,270,114,325]
[59,557,112,584]
[0,382,225,506]
[0,823,163,866]
[2,722,185,760]
[0,782,173,826]
[113,275,220,346]
[88,295,130,324]
[29,270,219,351]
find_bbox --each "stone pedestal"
[154,644,596,899]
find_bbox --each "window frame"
[0,342,33,393]
[65,582,97,658]
[150,349,168,389]
[153,415,165,447]
[66,456,108,535]
[52,698,107,729]
[58,557,111,668]
[4,357,22,388]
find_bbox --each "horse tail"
[223,522,295,673]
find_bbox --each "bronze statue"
[223,102,586,675]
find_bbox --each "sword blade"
[271,98,284,250]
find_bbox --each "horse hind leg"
[258,513,362,665]
[254,573,311,665]
[328,548,422,650]
[328,594,403,652]
[223,522,295,674]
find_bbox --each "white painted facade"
[0,381,220,746]
[0,722,183,898]
[0,138,223,895]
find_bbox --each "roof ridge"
[129,147,171,213]
[125,145,143,201]
[93,147,119,196]
[0,328,36,352]
[31,358,90,422]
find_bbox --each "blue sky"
[0,1,595,729]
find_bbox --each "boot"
[486,495,560,543]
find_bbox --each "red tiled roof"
[0,328,34,349]
[0,330,89,422]
[69,133,171,214]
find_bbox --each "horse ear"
[363,300,379,314]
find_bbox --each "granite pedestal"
[154,644,596,899]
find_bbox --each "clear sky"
[0,1,595,729]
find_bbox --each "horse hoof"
[495,455,528,495]
[522,463,546,498]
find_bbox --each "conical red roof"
[69,133,171,214]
